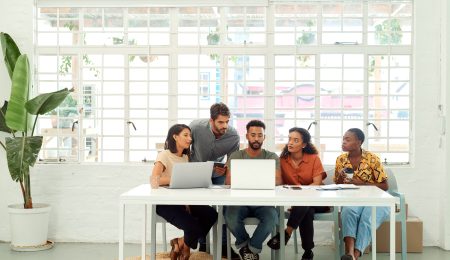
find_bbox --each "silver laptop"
[231,159,276,190]
[169,161,213,189]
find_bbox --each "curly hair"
[246,120,266,131]
[280,127,318,158]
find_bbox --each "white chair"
[385,168,407,260]
[150,207,168,258]
[156,215,168,251]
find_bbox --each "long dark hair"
[164,124,191,156]
[280,127,318,158]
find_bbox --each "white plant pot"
[8,203,53,251]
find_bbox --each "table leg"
[216,206,223,260]
[119,203,125,260]
[142,204,147,260]
[371,207,376,260]
[277,206,285,260]
[390,204,395,260]
[151,205,157,260]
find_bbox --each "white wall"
[0,0,449,248]
[442,0,450,250]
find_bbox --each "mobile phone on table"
[283,185,302,190]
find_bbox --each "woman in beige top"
[151,124,218,260]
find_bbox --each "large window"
[35,0,413,164]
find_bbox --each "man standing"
[190,102,240,258]
[190,102,240,185]
[225,120,282,260]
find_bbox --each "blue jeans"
[224,206,278,254]
[212,175,226,185]
[341,206,390,255]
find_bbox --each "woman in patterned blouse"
[335,128,389,260]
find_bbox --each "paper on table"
[318,184,359,190]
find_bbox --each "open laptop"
[168,161,213,189]
[230,159,276,190]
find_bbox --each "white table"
[119,185,396,260]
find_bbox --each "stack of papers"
[317,184,359,190]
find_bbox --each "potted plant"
[296,20,316,45]
[207,30,220,45]
[0,32,72,251]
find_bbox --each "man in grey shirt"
[190,102,240,184]
[190,102,240,259]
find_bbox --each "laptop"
[168,161,214,189]
[230,159,276,190]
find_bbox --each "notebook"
[168,161,213,189]
[230,159,276,190]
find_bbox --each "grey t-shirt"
[227,149,280,170]
[189,118,240,164]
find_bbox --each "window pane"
[35,2,412,163]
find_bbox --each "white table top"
[120,184,395,207]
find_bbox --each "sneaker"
[341,254,354,260]
[301,250,314,260]
[238,245,259,260]
[266,230,291,250]
[221,245,240,260]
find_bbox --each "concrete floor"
[0,243,449,260]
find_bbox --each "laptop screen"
[231,159,276,190]
[169,161,213,189]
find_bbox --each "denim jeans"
[341,206,390,255]
[224,206,278,254]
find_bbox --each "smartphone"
[284,185,302,190]
[344,167,354,174]
[214,162,226,168]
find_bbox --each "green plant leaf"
[26,88,73,115]
[5,136,43,183]
[0,32,22,79]
[0,101,14,133]
[5,54,29,132]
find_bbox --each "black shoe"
[239,245,259,260]
[221,245,240,260]
[301,250,314,260]
[341,254,353,260]
[198,243,206,252]
[266,230,291,250]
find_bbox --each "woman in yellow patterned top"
[335,128,389,260]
